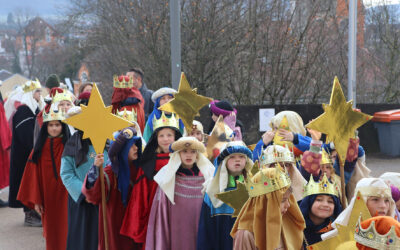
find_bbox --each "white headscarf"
[153,138,215,204]
[4,86,24,120]
[380,172,400,189]
[270,110,306,136]
[20,89,45,114]
[322,177,395,240]
[206,141,254,208]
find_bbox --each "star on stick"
[63,84,133,154]
[159,72,212,134]
[307,191,371,250]
[306,77,372,168]
[216,181,248,217]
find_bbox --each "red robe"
[111,87,145,133]
[120,153,170,245]
[0,101,11,189]
[82,165,141,250]
[17,137,68,250]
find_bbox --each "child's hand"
[278,129,294,142]
[262,130,275,145]
[307,128,321,141]
[34,204,44,215]
[94,154,104,168]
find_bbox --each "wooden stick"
[338,157,347,209]
[99,163,109,250]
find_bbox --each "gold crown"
[43,108,66,122]
[113,75,133,88]
[52,89,73,103]
[259,144,295,167]
[303,173,339,198]
[354,216,400,250]
[153,111,180,131]
[23,79,41,93]
[116,108,137,123]
[246,165,291,197]
[321,148,333,165]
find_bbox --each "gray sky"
[0,0,69,16]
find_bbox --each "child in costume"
[259,144,307,201]
[111,75,145,132]
[354,216,400,250]
[197,141,254,250]
[145,137,214,250]
[230,167,305,250]
[380,172,400,221]
[120,112,182,246]
[60,94,109,250]
[299,174,343,247]
[142,87,184,142]
[208,100,242,140]
[17,104,70,250]
[9,80,45,226]
[82,127,142,250]
[189,120,205,142]
[252,110,310,162]
[322,177,396,241]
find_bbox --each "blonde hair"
[270,111,306,136]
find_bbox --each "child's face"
[159,95,173,106]
[58,100,73,113]
[311,195,335,220]
[47,120,62,137]
[226,154,247,176]
[128,144,138,162]
[190,129,203,142]
[157,128,175,153]
[366,196,391,216]
[320,164,333,180]
[280,190,291,215]
[179,148,197,168]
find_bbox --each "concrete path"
[0,153,398,250]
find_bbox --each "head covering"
[4,86,24,120]
[270,110,306,136]
[153,137,214,204]
[355,216,400,250]
[209,100,237,118]
[380,172,400,190]
[206,141,254,208]
[322,178,396,240]
[108,127,142,206]
[151,87,176,103]
[192,120,204,134]
[391,185,400,202]
[45,74,60,89]
[20,80,45,114]
[231,168,305,250]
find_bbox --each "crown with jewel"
[321,148,333,165]
[52,89,73,103]
[303,173,339,198]
[245,164,291,197]
[23,79,41,93]
[354,216,400,250]
[43,108,66,122]
[113,75,133,88]
[259,144,295,167]
[116,108,137,123]
[153,111,180,131]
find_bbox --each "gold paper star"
[273,116,294,148]
[306,77,372,167]
[307,191,371,250]
[63,84,133,154]
[158,72,212,134]
[205,115,232,160]
[216,181,249,217]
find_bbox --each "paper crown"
[43,108,66,122]
[354,216,400,250]
[153,111,180,131]
[259,144,295,167]
[116,108,137,123]
[52,89,73,103]
[303,173,339,198]
[246,165,291,197]
[23,79,41,93]
[321,148,333,165]
[113,75,133,88]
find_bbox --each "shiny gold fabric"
[231,169,305,250]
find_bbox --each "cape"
[17,137,68,250]
[0,101,11,189]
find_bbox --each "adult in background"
[9,80,45,226]
[127,68,154,120]
[45,74,61,92]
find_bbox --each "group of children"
[5,74,400,250]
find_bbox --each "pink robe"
[145,175,205,250]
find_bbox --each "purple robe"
[145,175,205,250]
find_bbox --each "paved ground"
[0,153,398,250]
